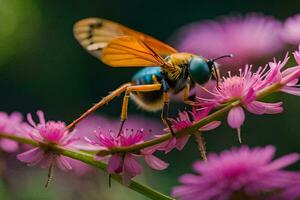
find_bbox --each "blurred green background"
[1,0,300,199]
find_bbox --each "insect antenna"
[212,54,234,62]
[210,54,234,89]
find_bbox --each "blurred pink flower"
[17,111,79,171]
[173,13,284,69]
[282,14,300,44]
[158,108,220,153]
[65,158,93,176]
[0,112,23,152]
[172,146,300,200]
[196,51,300,142]
[86,128,168,185]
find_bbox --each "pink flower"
[65,158,93,176]
[196,52,300,142]
[172,146,300,200]
[17,111,79,171]
[74,114,164,150]
[0,112,23,152]
[172,13,284,70]
[282,14,300,44]
[86,128,168,185]
[159,109,221,153]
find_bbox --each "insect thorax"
[163,53,194,81]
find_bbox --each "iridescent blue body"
[131,67,166,111]
[129,53,221,112]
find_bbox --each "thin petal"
[293,47,300,65]
[246,101,266,115]
[122,154,143,185]
[176,136,190,151]
[280,68,300,85]
[39,153,53,168]
[199,121,221,131]
[26,113,36,127]
[281,86,300,96]
[17,147,44,166]
[36,110,46,125]
[259,101,283,114]
[56,156,72,171]
[124,154,142,176]
[145,155,169,170]
[227,106,245,129]
[162,137,177,154]
[266,153,300,171]
[108,154,122,174]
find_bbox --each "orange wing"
[73,18,177,67]
[102,36,168,67]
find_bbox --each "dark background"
[1,0,300,199]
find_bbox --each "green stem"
[0,133,174,200]
[0,82,283,200]
[95,82,284,156]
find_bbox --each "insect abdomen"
[131,67,164,112]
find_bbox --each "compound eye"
[189,57,211,85]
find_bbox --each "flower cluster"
[172,145,300,200]
[1,39,300,199]
[157,108,221,153]
[85,128,168,185]
[0,112,23,152]
[17,111,79,171]
[195,47,300,142]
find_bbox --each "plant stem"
[96,100,239,156]
[0,82,284,200]
[95,82,284,156]
[0,133,175,200]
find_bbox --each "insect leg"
[117,83,162,136]
[66,82,132,131]
[183,84,196,106]
[160,79,175,136]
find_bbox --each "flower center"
[38,121,66,143]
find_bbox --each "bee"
[68,18,232,134]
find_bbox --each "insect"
[68,18,232,134]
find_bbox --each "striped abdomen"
[131,67,164,112]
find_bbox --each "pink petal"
[281,86,300,96]
[259,101,283,114]
[56,156,72,171]
[26,113,36,127]
[227,106,245,129]
[176,135,190,151]
[122,154,143,185]
[199,121,221,131]
[0,139,18,152]
[17,147,44,166]
[246,101,266,115]
[282,66,300,78]
[161,137,177,154]
[144,155,169,170]
[124,154,142,176]
[140,146,157,155]
[36,110,46,125]
[39,153,53,168]
[266,153,300,171]
[243,88,256,104]
[108,154,122,174]
[293,47,300,65]
[9,112,23,123]
[280,68,300,85]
